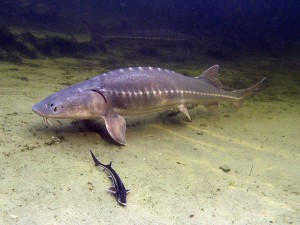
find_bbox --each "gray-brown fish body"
[105,28,196,46]
[83,21,196,47]
[32,65,265,145]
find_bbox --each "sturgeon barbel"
[32,65,265,145]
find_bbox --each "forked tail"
[231,77,266,109]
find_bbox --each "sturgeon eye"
[50,103,54,107]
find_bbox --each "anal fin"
[203,102,219,113]
[231,100,243,110]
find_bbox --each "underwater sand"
[0,56,299,224]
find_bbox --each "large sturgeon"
[32,65,265,145]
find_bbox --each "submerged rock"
[219,165,231,173]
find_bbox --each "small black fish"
[90,150,130,206]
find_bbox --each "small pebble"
[219,165,231,172]
[10,215,18,219]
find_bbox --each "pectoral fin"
[178,104,191,121]
[108,186,117,194]
[104,112,127,145]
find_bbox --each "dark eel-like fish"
[90,150,130,206]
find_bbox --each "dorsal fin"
[107,161,113,168]
[197,65,222,89]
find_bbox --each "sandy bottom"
[0,55,299,224]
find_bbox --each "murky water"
[0,1,299,224]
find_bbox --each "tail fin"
[231,77,266,109]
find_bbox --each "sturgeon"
[100,28,194,43]
[83,21,196,47]
[90,150,130,206]
[32,65,265,145]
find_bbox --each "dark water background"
[0,0,299,60]
[0,2,299,224]
[2,0,299,42]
